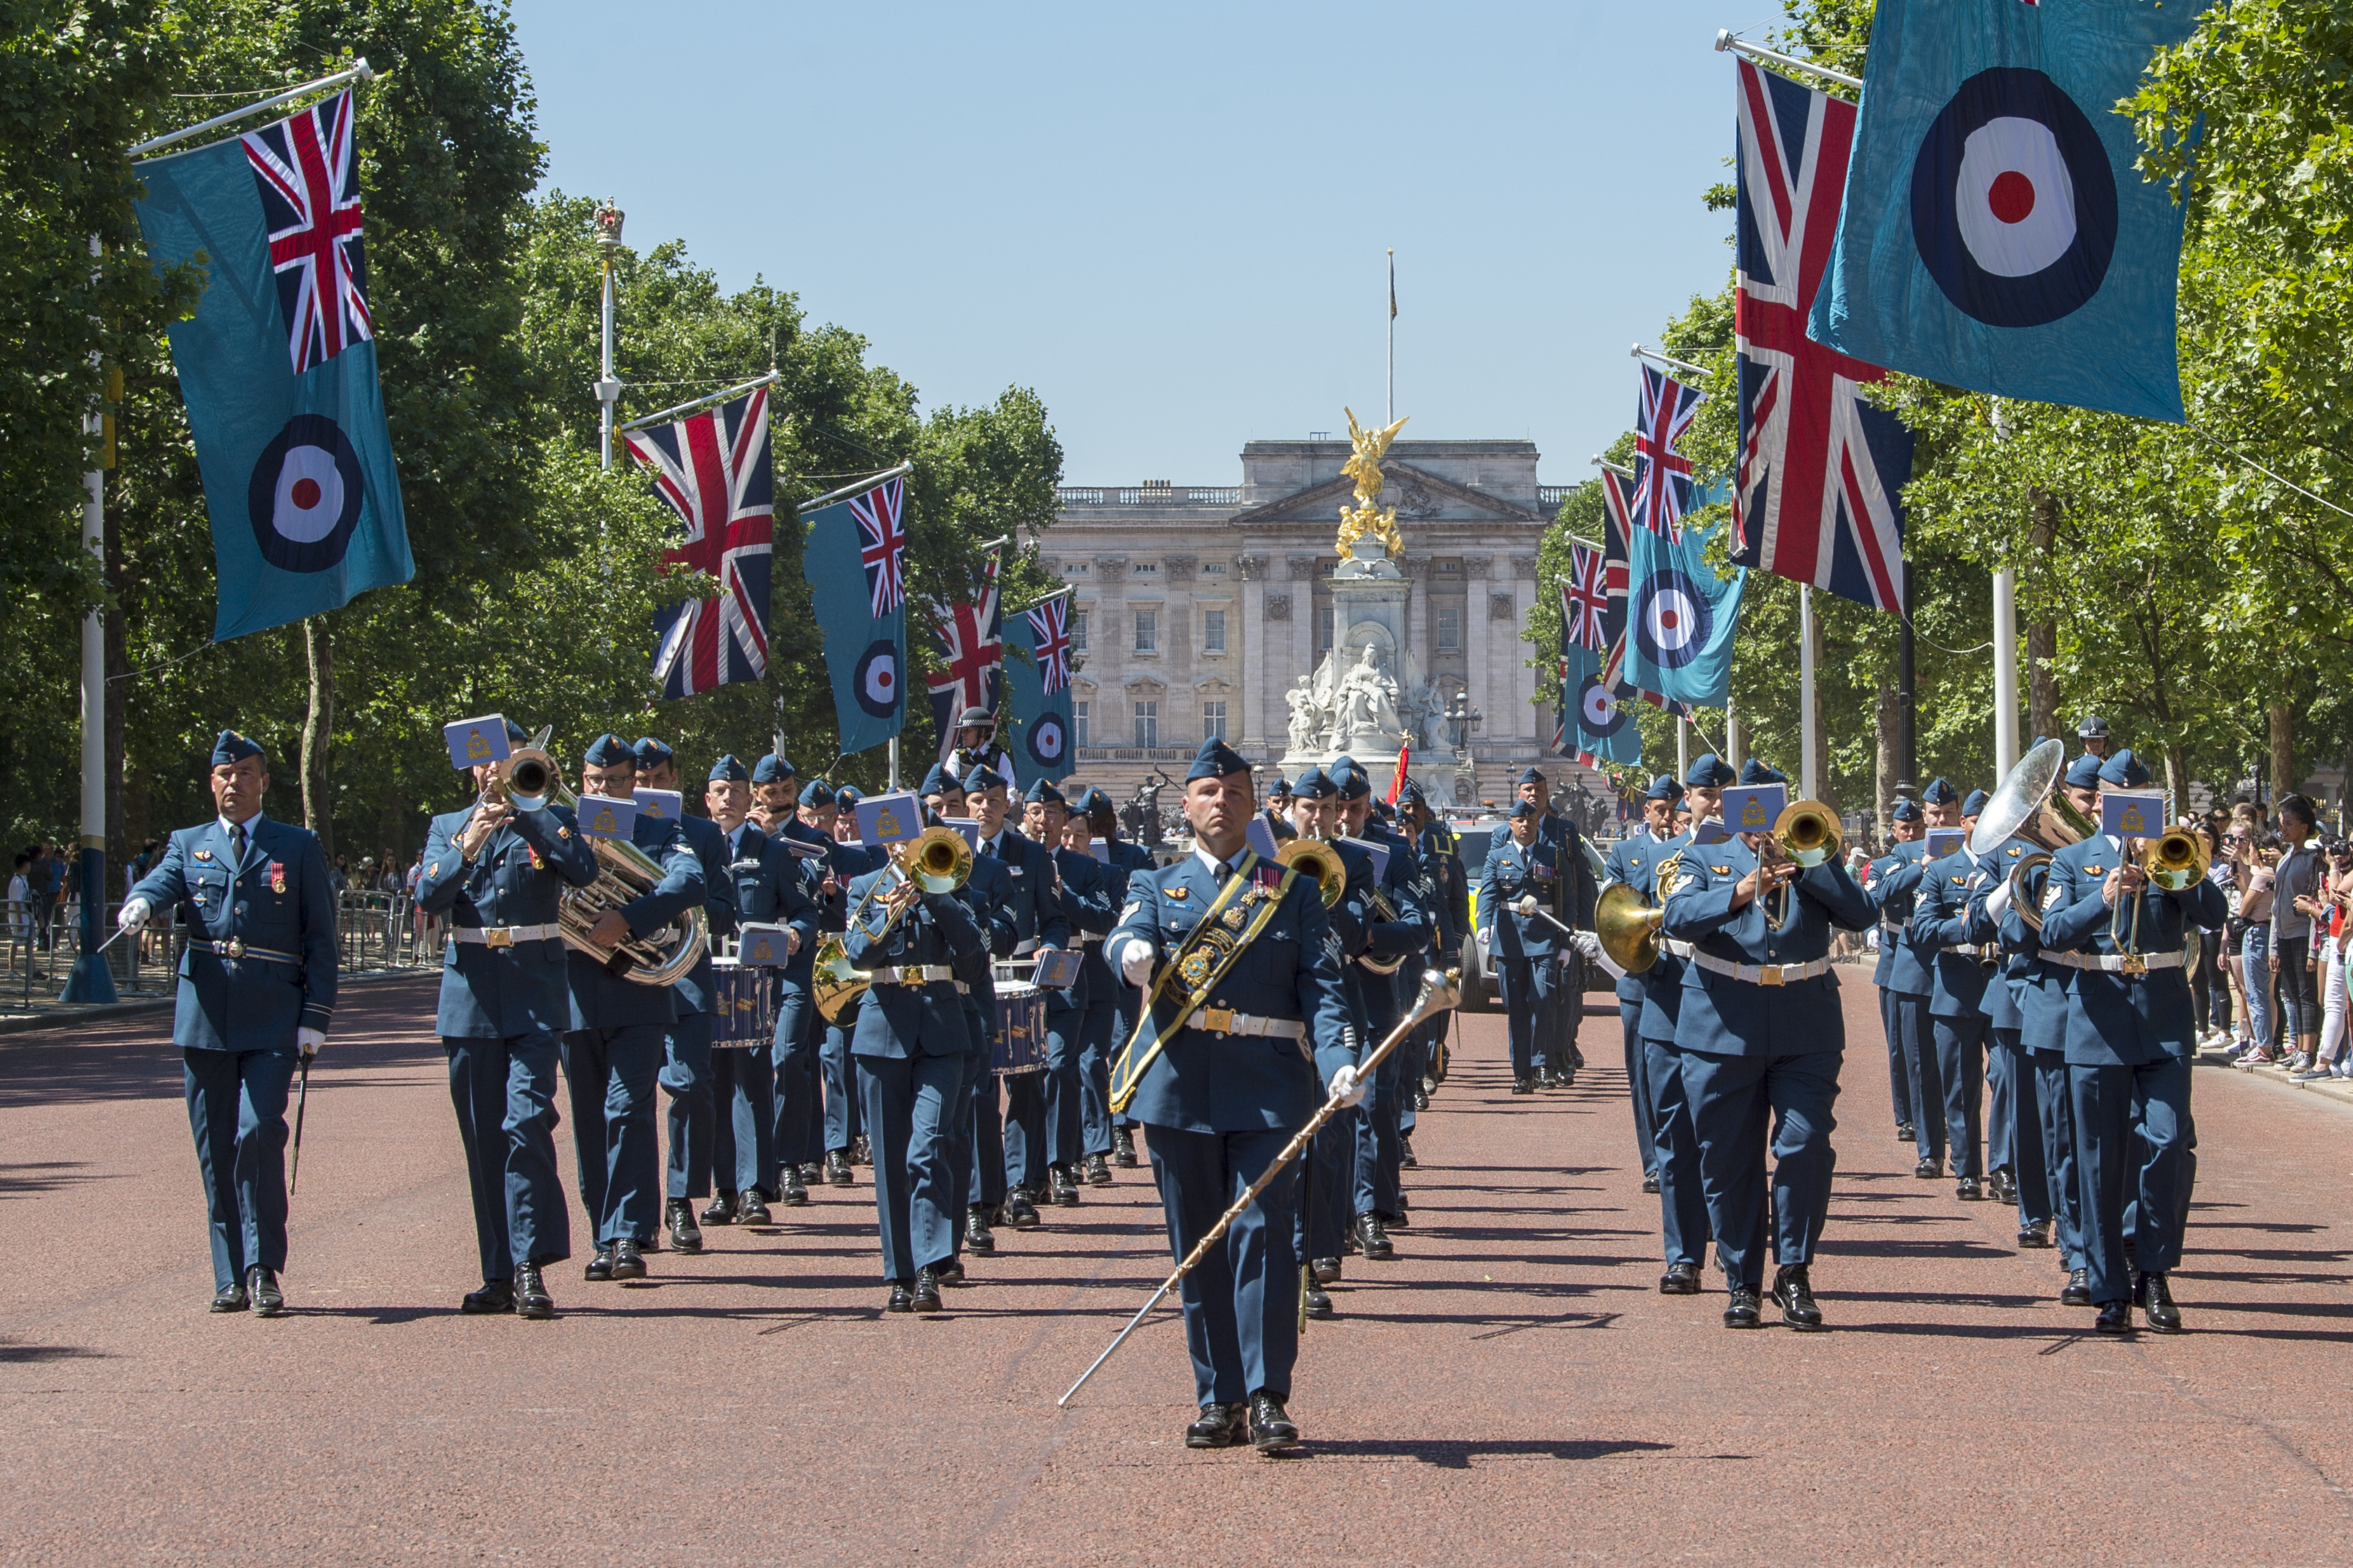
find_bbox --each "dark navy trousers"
[1622,1000,1660,1179]
[561,1022,665,1247]
[1878,986,1914,1130]
[1893,993,1942,1164]
[1684,1048,1841,1292]
[445,1031,570,1282]
[1074,997,1117,1158]
[770,979,822,1172]
[2033,1049,2083,1269]
[660,1007,714,1200]
[1147,1125,1302,1407]
[858,1050,966,1280]
[2070,1056,2193,1306]
[1931,1012,1988,1179]
[1498,956,1564,1079]
[183,1047,297,1292]
[1644,1036,1709,1268]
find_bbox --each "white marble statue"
[1286,683,1324,756]
[1335,641,1404,749]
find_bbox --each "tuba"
[1970,737,2091,858]
[812,827,973,1022]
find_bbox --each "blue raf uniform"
[1094,798,1160,1164]
[126,730,338,1312]
[843,847,991,1301]
[1490,764,1598,1080]
[414,717,601,1310]
[1481,802,1575,1091]
[1905,808,1997,1194]
[714,760,818,1214]
[631,739,745,1236]
[1103,740,1353,1442]
[967,765,1072,1228]
[2037,750,2225,1327]
[561,735,705,1277]
[1661,760,1877,1326]
[811,777,877,1175]
[1333,760,1432,1236]
[1034,785,1115,1188]
[1872,793,1942,1172]
[1284,768,1379,1277]
[1406,787,1469,1106]
[1604,772,1687,1186]
[1966,828,2062,1253]
[1072,786,1147,1169]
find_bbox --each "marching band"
[131,708,2227,1446]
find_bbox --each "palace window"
[1133,561,1159,576]
[1203,610,1226,653]
[1437,605,1461,652]
[1134,610,1158,652]
[1073,701,1089,748]
[1133,701,1159,748]
[1202,700,1227,742]
[1318,606,1334,652]
[1069,610,1088,652]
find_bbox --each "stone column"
[1238,554,1267,753]
[1512,556,1539,744]
[1462,553,1493,761]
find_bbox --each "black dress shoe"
[2138,1271,2182,1333]
[1914,1156,1942,1179]
[1354,1212,1394,1261]
[912,1266,945,1314]
[1957,1176,1985,1201]
[1248,1391,1300,1453]
[965,1206,996,1256]
[1895,1122,1915,1142]
[1724,1287,1764,1328]
[665,1198,703,1253]
[1412,1086,1429,1113]
[1311,1257,1342,1286]
[461,1280,516,1315]
[584,1245,615,1282]
[1084,1153,1112,1186]
[885,1280,914,1313]
[1399,1134,1417,1169]
[852,1134,873,1165]
[514,1261,554,1319]
[1771,1264,1823,1329]
[1185,1403,1246,1449]
[825,1150,855,1185]
[1003,1187,1043,1229]
[2094,1299,2133,1334]
[246,1266,284,1318]
[1989,1167,2018,1205]
[1112,1127,1138,1167]
[736,1188,773,1225]
[210,1280,249,1313]
[1512,1076,1535,1095]
[1048,1165,1082,1206]
[700,1193,736,1226]
[799,1162,823,1186]
[1641,1173,1662,1195]
[609,1238,647,1280]
[2018,1219,2052,1249]
[2060,1268,2093,1307]
[936,1259,968,1287]
[1386,1205,1409,1228]
[1302,1277,1333,1318]
[778,1168,809,1206]
[1660,1261,1701,1294]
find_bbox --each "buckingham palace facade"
[1046,437,1578,805]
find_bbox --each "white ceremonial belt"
[1942,942,1992,958]
[1691,951,1832,987]
[451,923,564,949]
[1185,1007,1307,1040]
[1660,939,1695,958]
[1076,932,1102,944]
[1879,918,1905,934]
[2039,950,2184,976]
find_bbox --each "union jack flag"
[928,547,1004,763]
[1025,595,1072,695]
[1598,468,1691,718]
[851,476,907,617]
[626,387,775,698]
[242,89,371,376]
[1562,542,1608,651]
[1631,365,1703,541]
[1730,58,1913,612]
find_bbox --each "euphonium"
[1594,880,1663,974]
[2005,851,2055,934]
[1274,838,1345,909]
[812,827,973,1022]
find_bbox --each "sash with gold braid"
[1107,851,1300,1113]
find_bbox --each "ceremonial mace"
[1058,965,1461,1407]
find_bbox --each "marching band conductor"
[123,730,338,1317]
[1104,739,1354,1454]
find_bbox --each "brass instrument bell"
[1274,838,1345,909]
[1771,800,1842,867]
[1594,881,1664,974]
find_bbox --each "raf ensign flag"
[803,475,908,756]
[131,89,412,640]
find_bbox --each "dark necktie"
[229,822,247,864]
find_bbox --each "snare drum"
[709,958,776,1050]
[993,980,1047,1076]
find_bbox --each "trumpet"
[812,826,973,1021]
[1274,838,1345,909]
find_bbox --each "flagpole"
[618,370,782,434]
[1799,584,1818,800]
[1678,716,1689,781]
[1592,455,1635,479]
[796,460,914,515]
[62,235,116,1005]
[1631,343,1714,381]
[127,60,378,157]
[1989,401,2019,776]
[1712,29,1864,91]
[595,203,623,471]
[1016,586,1076,612]
[1386,248,1395,425]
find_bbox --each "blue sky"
[512,1,1750,485]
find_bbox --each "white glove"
[118,897,152,932]
[1116,937,1156,988]
[1569,929,1603,962]
[1327,1063,1368,1107]
[1514,894,1538,916]
[1985,876,2013,921]
[297,1027,325,1058]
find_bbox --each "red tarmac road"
[3,973,2351,1564]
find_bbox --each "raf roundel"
[1909,67,2119,329]
[246,413,364,572]
[1633,566,1712,669]
[1025,711,1068,770]
[853,638,900,718]
[1576,672,1625,737]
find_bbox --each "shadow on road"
[1297,1436,1677,1466]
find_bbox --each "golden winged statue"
[1335,406,1409,561]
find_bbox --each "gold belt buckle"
[484,927,514,949]
[1758,965,1785,986]
[2119,955,2146,977]
[1202,1006,1235,1033]
[224,937,246,959]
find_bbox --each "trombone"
[812,826,975,1021]
[1756,799,1842,931]
[2110,825,2211,956]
